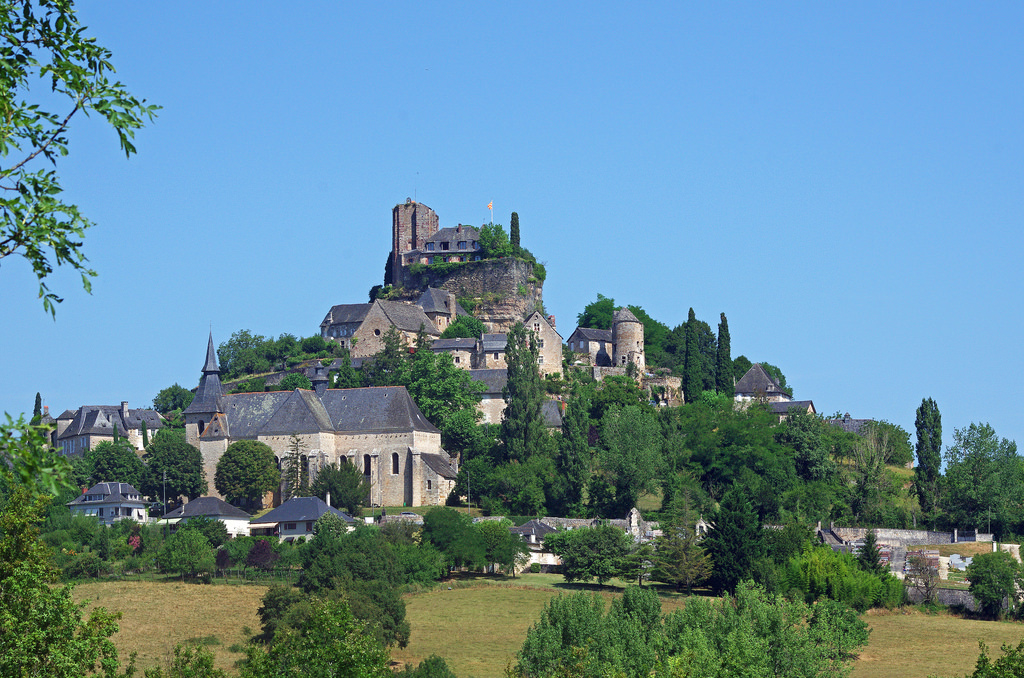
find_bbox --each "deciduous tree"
[310,461,369,515]
[214,440,280,508]
[966,550,1020,619]
[152,383,195,414]
[141,429,206,502]
[544,524,635,586]
[86,439,145,487]
[0,0,158,315]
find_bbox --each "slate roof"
[67,482,146,507]
[570,327,613,343]
[417,287,468,317]
[377,300,440,335]
[185,333,225,416]
[770,400,815,415]
[613,307,641,324]
[320,303,373,328]
[432,338,476,351]
[423,225,480,247]
[217,387,440,437]
[421,453,458,479]
[164,496,251,521]
[511,519,558,540]
[469,369,508,395]
[827,415,874,435]
[57,405,164,440]
[481,333,507,352]
[734,363,789,397]
[542,400,564,428]
[252,496,353,525]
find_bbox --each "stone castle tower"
[389,199,439,286]
[612,307,645,372]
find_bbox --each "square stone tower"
[390,199,439,285]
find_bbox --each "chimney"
[43,406,49,415]
[547,315,556,330]
[121,401,129,420]
[325,491,331,508]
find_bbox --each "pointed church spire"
[203,332,220,374]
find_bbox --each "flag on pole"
[487,201,493,210]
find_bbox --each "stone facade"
[390,200,439,286]
[183,335,457,508]
[56,402,164,456]
[432,312,562,377]
[569,308,647,384]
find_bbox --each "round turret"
[611,308,645,373]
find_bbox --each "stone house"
[67,482,148,526]
[468,368,507,424]
[734,363,792,403]
[320,288,463,358]
[770,400,816,420]
[389,199,484,285]
[430,312,562,377]
[568,308,646,382]
[56,402,164,456]
[183,335,458,508]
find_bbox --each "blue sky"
[2,2,1022,456]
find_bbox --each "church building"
[183,334,457,508]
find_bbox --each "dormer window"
[441,242,449,251]
[426,242,435,251]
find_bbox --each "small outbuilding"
[161,496,253,538]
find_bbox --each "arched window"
[363,454,371,476]
[392,453,400,475]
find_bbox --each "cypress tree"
[683,308,700,403]
[501,324,545,464]
[716,313,733,397]
[510,211,520,254]
[31,392,42,425]
[915,397,943,528]
[705,487,763,594]
[141,421,149,448]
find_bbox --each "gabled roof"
[164,496,251,521]
[770,400,815,415]
[57,405,164,440]
[734,363,788,397]
[261,389,334,435]
[320,387,440,434]
[67,482,146,507]
[376,300,440,335]
[421,453,458,479]
[423,225,480,246]
[253,496,353,525]
[511,519,558,539]
[432,338,476,351]
[541,400,563,428]
[827,415,873,435]
[321,303,373,328]
[469,369,508,395]
[481,333,507,352]
[569,327,613,343]
[525,312,564,341]
[417,287,454,314]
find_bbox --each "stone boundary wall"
[830,526,994,547]
[905,587,978,611]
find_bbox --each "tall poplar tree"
[31,393,42,425]
[683,308,700,403]
[715,313,732,397]
[501,324,545,463]
[915,397,943,528]
[510,211,521,254]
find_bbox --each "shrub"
[63,552,110,579]
[530,563,541,574]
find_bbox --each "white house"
[161,496,253,538]
[67,482,148,526]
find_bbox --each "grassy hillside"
[73,581,267,673]
[72,577,1024,678]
